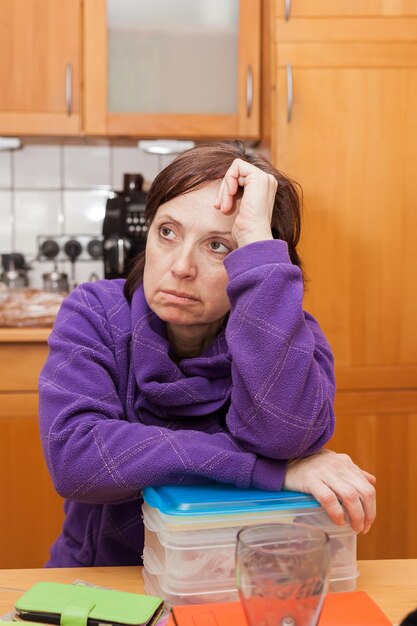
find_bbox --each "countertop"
[0,561,416,625]
[0,327,51,343]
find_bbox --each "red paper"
[166,591,391,626]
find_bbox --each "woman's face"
[143,181,238,332]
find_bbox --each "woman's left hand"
[213,158,277,248]
[283,449,377,534]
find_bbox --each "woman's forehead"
[155,185,237,232]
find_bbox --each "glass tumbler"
[236,523,330,626]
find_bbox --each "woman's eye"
[209,241,230,254]
[159,226,175,239]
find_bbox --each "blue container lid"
[142,484,320,517]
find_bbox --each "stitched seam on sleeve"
[227,265,277,340]
[92,428,130,490]
[234,309,314,353]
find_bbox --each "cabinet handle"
[286,63,293,123]
[246,64,253,118]
[285,0,291,21]
[65,63,72,116]
[117,238,125,274]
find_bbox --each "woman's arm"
[39,284,286,504]
[223,239,335,459]
[214,159,335,459]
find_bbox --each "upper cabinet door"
[83,0,261,139]
[0,0,81,135]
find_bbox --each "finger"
[219,159,254,214]
[220,177,238,213]
[213,179,225,209]
[329,482,364,532]
[308,482,345,527]
[336,467,376,532]
[357,480,376,534]
[348,461,376,487]
[220,174,241,214]
[363,470,377,486]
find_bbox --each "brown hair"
[124,140,304,300]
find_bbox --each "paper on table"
[166,591,392,626]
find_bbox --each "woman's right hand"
[213,158,276,248]
[283,449,376,534]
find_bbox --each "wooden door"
[0,0,81,135]
[83,0,261,139]
[270,22,417,558]
[0,337,64,568]
[0,396,65,568]
[272,44,417,388]
[332,390,417,559]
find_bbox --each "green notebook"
[14,581,164,626]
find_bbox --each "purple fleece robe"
[39,240,335,566]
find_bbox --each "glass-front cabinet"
[83,0,261,139]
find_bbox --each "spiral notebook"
[166,591,392,626]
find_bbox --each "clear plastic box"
[141,485,359,606]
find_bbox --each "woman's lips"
[160,290,199,303]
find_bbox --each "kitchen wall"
[0,144,175,287]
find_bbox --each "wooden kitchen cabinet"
[0,329,64,568]
[269,5,417,557]
[274,47,417,379]
[332,390,417,560]
[83,0,261,139]
[0,0,81,136]
[275,0,417,18]
[0,0,260,139]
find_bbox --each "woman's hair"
[124,140,303,300]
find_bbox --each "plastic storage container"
[141,485,359,606]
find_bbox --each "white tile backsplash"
[25,263,44,289]
[0,191,12,252]
[14,145,62,189]
[29,259,104,291]
[64,189,111,235]
[67,260,104,285]
[15,191,62,254]
[0,153,11,188]
[160,153,177,169]
[6,142,170,284]
[63,146,111,189]
[112,147,159,191]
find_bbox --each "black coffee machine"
[102,174,148,279]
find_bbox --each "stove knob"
[40,239,60,259]
[64,239,82,262]
[87,238,103,259]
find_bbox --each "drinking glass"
[236,523,330,626]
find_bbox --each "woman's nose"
[170,246,197,280]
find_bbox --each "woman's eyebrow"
[156,213,181,226]
[206,230,233,236]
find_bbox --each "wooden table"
[0,560,416,626]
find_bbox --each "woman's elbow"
[47,459,79,499]
[227,403,335,460]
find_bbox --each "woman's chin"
[165,316,205,328]
[154,307,201,327]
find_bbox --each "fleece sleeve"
[38,285,286,505]
[223,239,336,459]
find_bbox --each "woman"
[39,141,376,567]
